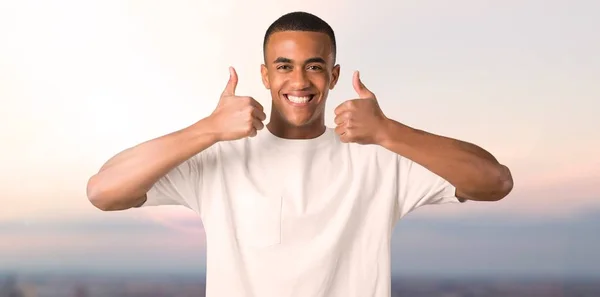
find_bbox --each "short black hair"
[263,11,337,63]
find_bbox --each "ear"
[260,64,270,89]
[329,64,341,90]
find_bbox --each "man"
[87,11,513,297]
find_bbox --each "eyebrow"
[273,57,327,64]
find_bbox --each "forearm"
[86,117,218,210]
[379,119,513,201]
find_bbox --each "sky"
[0,0,599,277]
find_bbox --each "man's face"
[261,31,340,128]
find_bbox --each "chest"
[230,146,396,211]
[208,144,398,248]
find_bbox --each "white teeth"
[287,95,311,103]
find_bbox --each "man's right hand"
[89,67,264,211]
[208,67,267,141]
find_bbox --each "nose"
[289,68,311,89]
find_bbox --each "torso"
[199,128,400,297]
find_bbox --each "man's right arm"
[86,66,266,211]
[86,118,219,211]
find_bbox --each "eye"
[276,64,292,70]
[307,65,323,71]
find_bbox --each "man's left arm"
[334,71,514,202]
[377,119,513,202]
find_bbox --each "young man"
[87,11,513,297]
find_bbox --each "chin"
[284,117,315,127]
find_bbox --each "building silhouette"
[0,274,25,297]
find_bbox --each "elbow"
[487,164,514,201]
[500,167,514,198]
[86,175,115,211]
[458,164,514,202]
[86,174,145,211]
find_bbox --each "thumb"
[352,70,374,99]
[222,66,238,96]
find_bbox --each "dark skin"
[260,30,513,202]
[334,72,513,201]
[261,31,340,139]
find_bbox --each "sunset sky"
[1,0,599,277]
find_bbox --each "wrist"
[377,119,413,149]
[376,118,397,147]
[188,116,220,145]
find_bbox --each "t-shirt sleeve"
[140,153,205,213]
[395,154,462,220]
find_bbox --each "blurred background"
[1,0,599,296]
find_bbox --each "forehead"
[265,31,334,63]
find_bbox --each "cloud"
[2,210,599,277]
[391,211,600,277]
[407,159,600,220]
[0,208,205,237]
[0,213,206,274]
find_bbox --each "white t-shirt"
[143,127,460,297]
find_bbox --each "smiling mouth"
[284,94,315,104]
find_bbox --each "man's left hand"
[334,71,389,145]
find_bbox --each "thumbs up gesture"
[334,71,389,145]
[208,67,267,141]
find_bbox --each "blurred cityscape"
[1,272,599,297]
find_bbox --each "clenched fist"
[334,71,389,145]
[208,67,267,141]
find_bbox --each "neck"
[266,113,326,140]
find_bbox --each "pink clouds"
[140,206,204,235]
[0,214,206,263]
